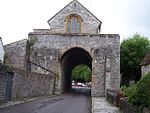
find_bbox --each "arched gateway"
[60,47,92,92]
[4,0,120,97]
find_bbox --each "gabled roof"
[47,0,102,25]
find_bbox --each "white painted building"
[0,37,5,63]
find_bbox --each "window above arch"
[66,14,82,33]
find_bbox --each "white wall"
[0,38,5,63]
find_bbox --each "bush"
[128,73,150,111]
[121,85,137,97]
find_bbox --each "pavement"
[92,97,121,113]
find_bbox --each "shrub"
[128,73,150,111]
[121,85,137,97]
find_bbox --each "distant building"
[0,37,4,63]
[141,53,150,76]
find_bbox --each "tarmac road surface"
[0,94,91,113]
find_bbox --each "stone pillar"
[91,62,105,97]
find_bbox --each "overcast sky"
[0,0,150,45]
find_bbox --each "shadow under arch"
[60,47,92,94]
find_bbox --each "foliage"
[121,33,150,84]
[72,64,91,83]
[128,73,150,110]
[28,37,37,46]
[3,53,10,64]
[121,85,137,97]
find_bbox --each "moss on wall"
[28,36,38,46]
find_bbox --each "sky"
[0,0,150,45]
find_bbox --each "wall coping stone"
[28,32,120,38]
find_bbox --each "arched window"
[66,15,82,33]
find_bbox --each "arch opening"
[61,47,92,95]
[72,64,91,83]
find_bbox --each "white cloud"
[0,0,150,44]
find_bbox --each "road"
[0,94,91,113]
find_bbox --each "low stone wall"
[0,64,55,101]
[120,98,150,113]
[119,98,139,113]
[106,90,150,113]
[0,64,7,101]
[11,67,55,100]
[106,90,119,106]
[0,64,14,101]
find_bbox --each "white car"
[77,82,85,87]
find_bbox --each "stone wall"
[47,0,101,34]
[11,67,55,100]
[0,64,13,101]
[0,64,7,101]
[107,90,150,113]
[0,64,55,101]
[4,39,27,69]
[28,33,120,96]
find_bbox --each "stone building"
[4,0,120,97]
[141,53,150,76]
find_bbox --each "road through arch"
[61,47,92,93]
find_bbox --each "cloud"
[0,0,150,44]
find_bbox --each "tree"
[121,33,150,85]
[72,64,91,83]
[128,73,150,111]
[121,73,150,111]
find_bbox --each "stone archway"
[60,47,92,93]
